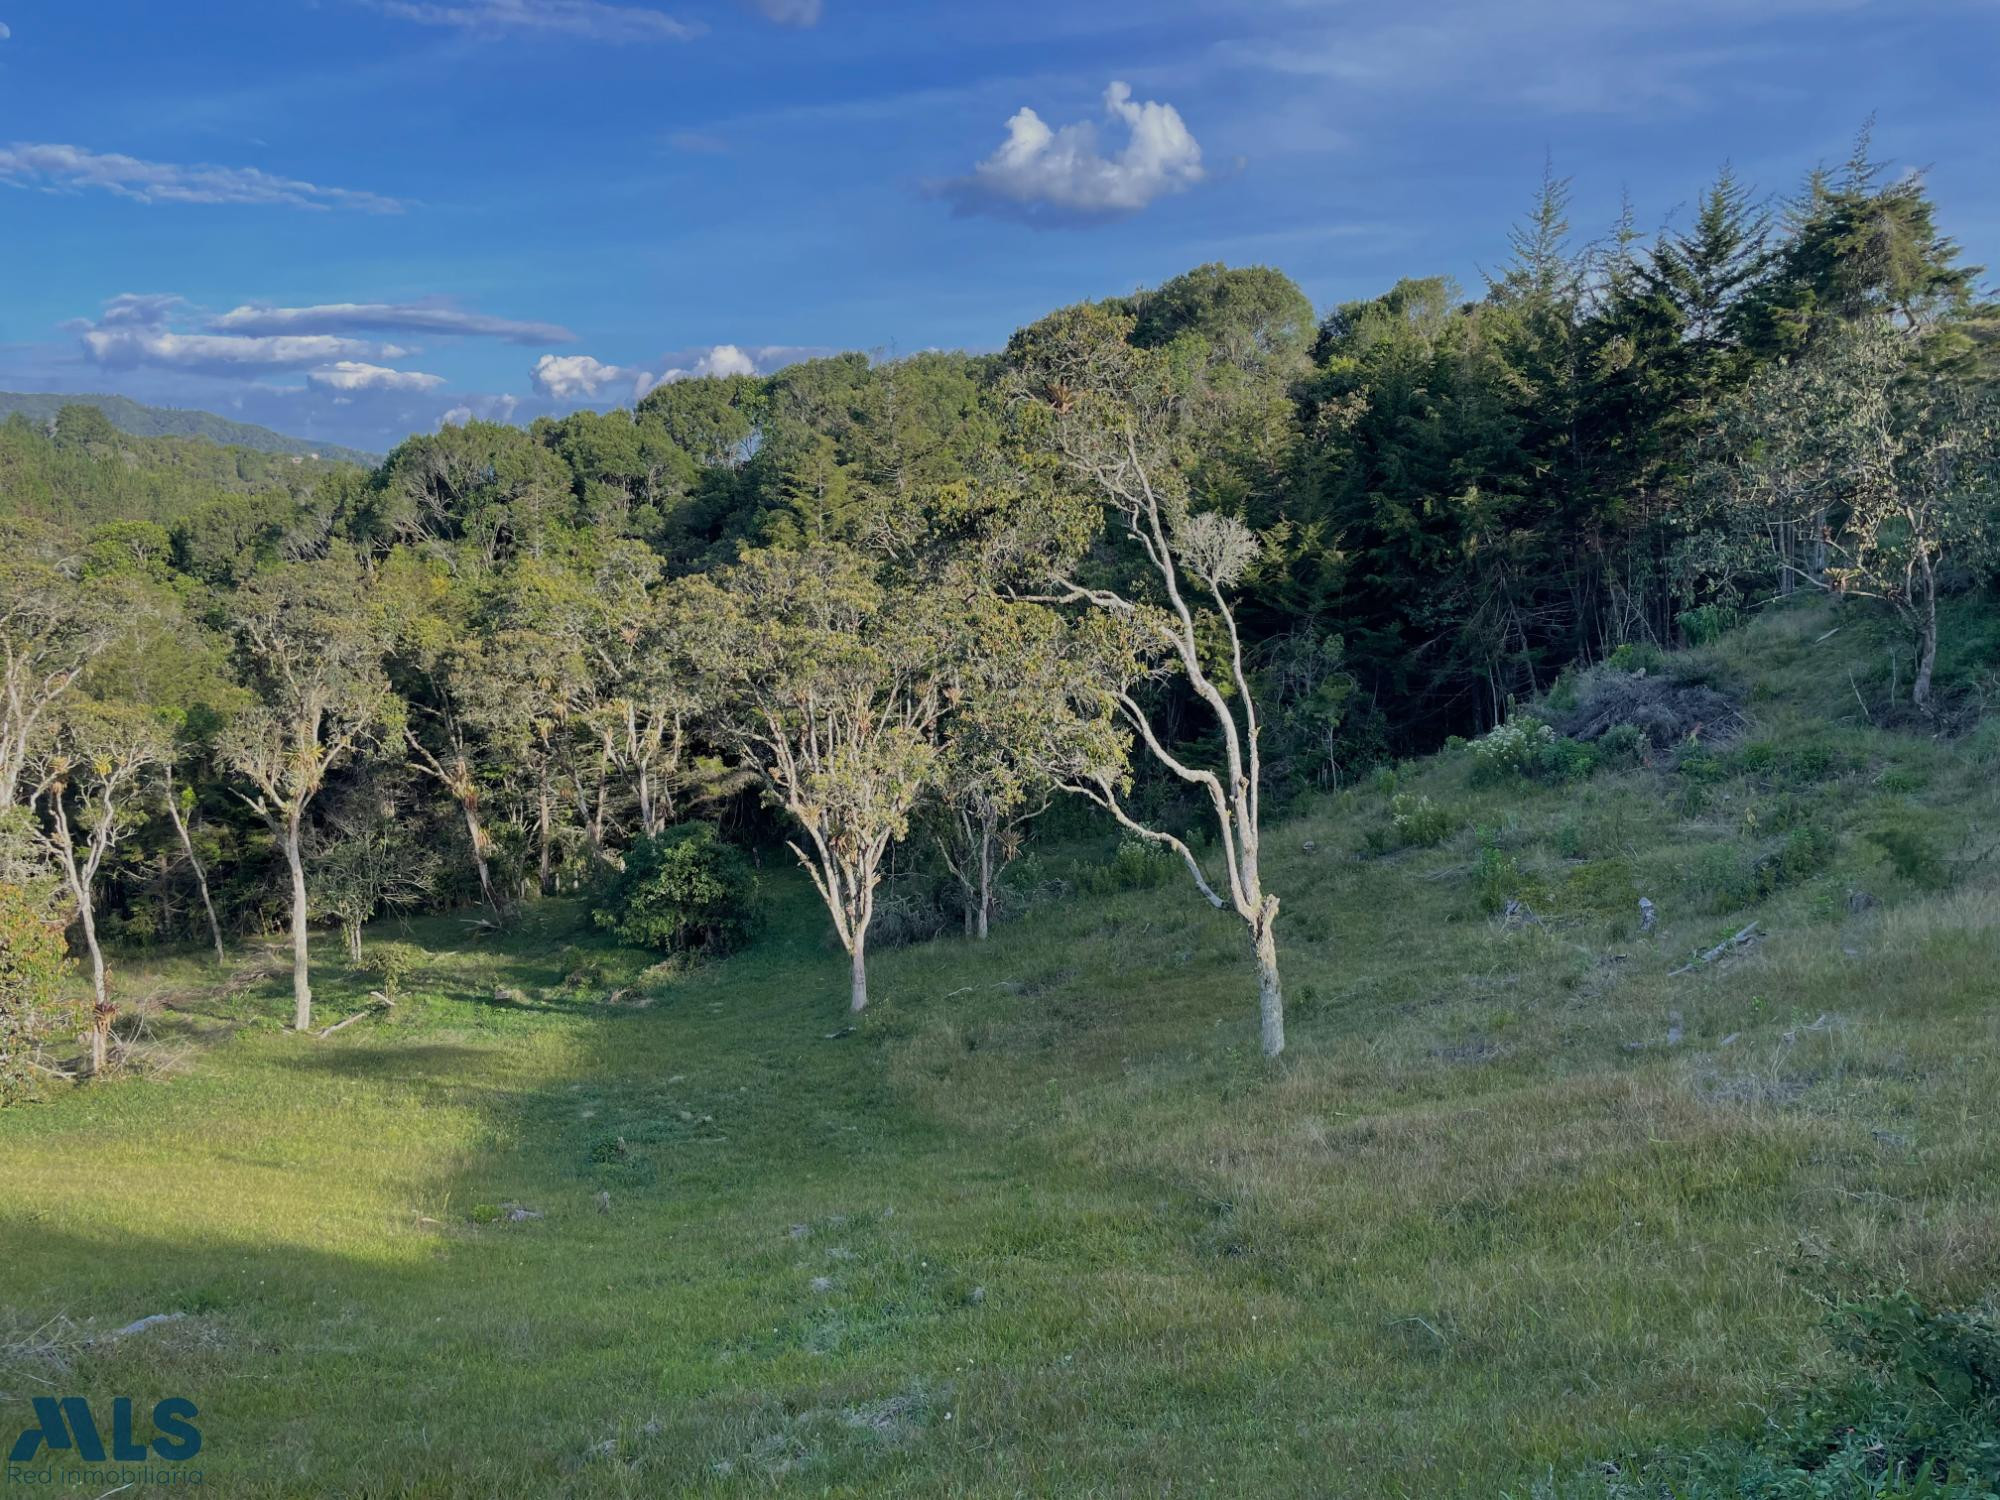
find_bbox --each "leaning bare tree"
[1003,302,1290,1057]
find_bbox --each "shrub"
[1784,741,1841,785]
[1733,739,1779,775]
[1606,641,1667,674]
[590,824,759,957]
[1471,829,1524,914]
[1868,827,1954,892]
[1471,720,1597,785]
[1675,604,1740,647]
[1549,1290,2000,1498]
[1757,822,1837,894]
[1967,717,2000,768]
[1391,793,1455,848]
[1078,839,1180,896]
[1676,744,1729,785]
[0,880,76,1105]
[1689,844,1757,913]
[373,943,421,1000]
[1594,723,1645,769]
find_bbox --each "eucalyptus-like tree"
[1715,317,2000,709]
[220,559,397,1030]
[26,699,168,1072]
[680,545,947,1014]
[1004,302,1292,1057]
[0,549,129,810]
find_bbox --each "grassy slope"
[3,602,1998,1497]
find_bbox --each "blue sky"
[1,0,1995,452]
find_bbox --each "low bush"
[1675,604,1741,647]
[1868,827,1955,892]
[1545,1289,2000,1499]
[1394,793,1457,848]
[1077,839,1180,897]
[589,823,759,958]
[1471,720,1598,785]
[0,879,76,1104]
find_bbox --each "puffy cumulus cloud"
[213,300,572,345]
[936,82,1204,226]
[73,293,400,375]
[0,142,404,211]
[537,344,775,403]
[634,343,763,396]
[531,353,647,399]
[369,0,697,42]
[740,0,820,25]
[307,361,447,393]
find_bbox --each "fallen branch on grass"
[1670,922,1761,976]
[318,992,394,1037]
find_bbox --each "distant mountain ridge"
[0,391,379,467]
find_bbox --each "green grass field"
[4,604,1999,1496]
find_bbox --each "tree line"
[3,130,1997,1093]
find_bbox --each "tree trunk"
[637,766,655,838]
[976,820,993,941]
[48,815,108,1011]
[849,938,868,1014]
[284,814,313,1031]
[89,1004,112,1077]
[1914,592,1939,712]
[345,918,363,964]
[164,790,226,964]
[536,779,553,894]
[462,800,496,909]
[1253,907,1284,1059]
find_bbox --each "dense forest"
[4,135,1997,1088]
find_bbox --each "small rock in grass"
[110,1312,186,1339]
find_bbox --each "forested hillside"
[3,135,1997,1081]
[4,133,2000,1497]
[0,390,378,466]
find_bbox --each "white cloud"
[74,294,399,375]
[213,300,572,345]
[634,343,761,397]
[307,361,447,393]
[531,353,647,399]
[439,394,520,428]
[937,81,1204,226]
[537,344,772,402]
[369,0,697,42]
[0,23,12,40]
[0,142,404,211]
[740,0,820,25]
